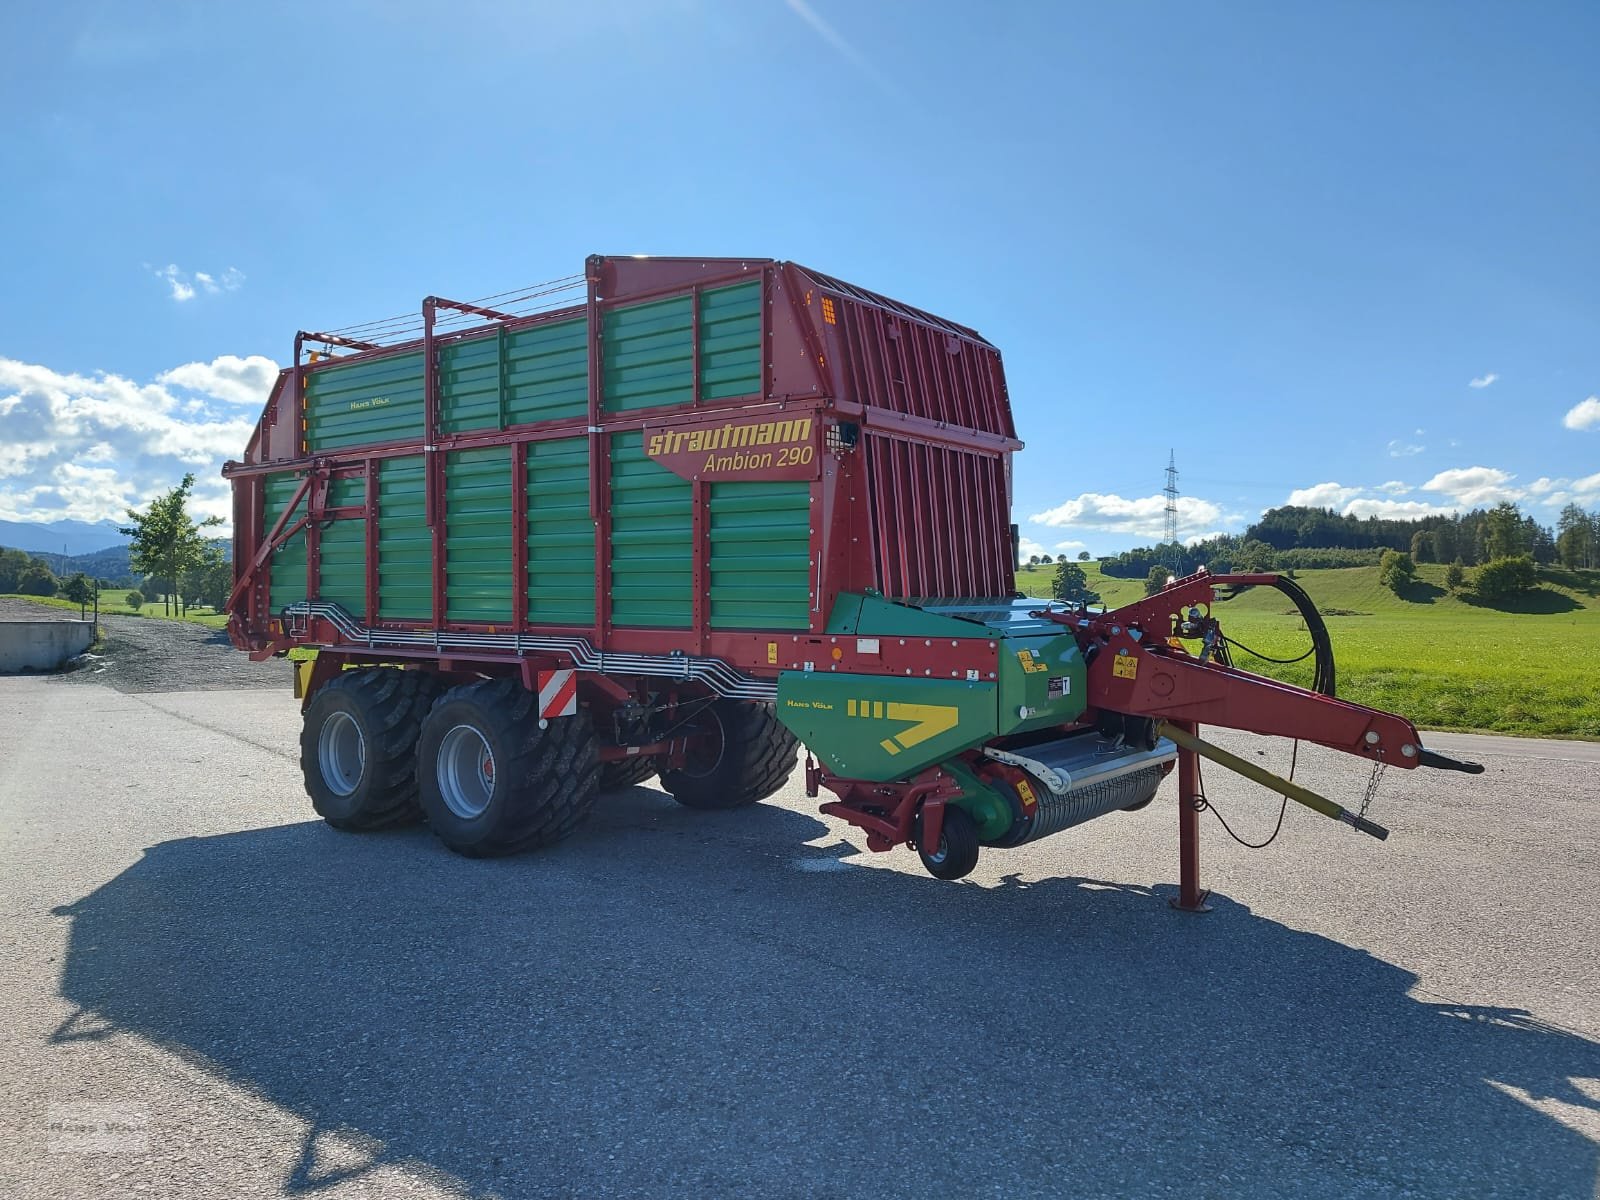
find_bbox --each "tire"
[658,699,799,811]
[915,805,980,881]
[300,667,438,831]
[416,678,599,857]
[599,755,659,791]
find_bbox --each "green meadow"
[1016,561,1600,738]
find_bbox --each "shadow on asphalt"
[50,788,1600,1198]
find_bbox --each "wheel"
[914,805,980,881]
[599,755,659,791]
[658,699,799,810]
[416,678,599,857]
[300,667,439,831]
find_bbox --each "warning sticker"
[1111,654,1139,680]
[1015,648,1049,674]
[1016,779,1038,811]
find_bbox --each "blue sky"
[1,0,1596,552]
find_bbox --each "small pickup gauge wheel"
[660,699,799,810]
[416,678,599,857]
[300,667,437,831]
[915,805,980,881]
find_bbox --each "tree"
[1556,504,1594,569]
[186,541,232,610]
[1444,559,1466,591]
[125,590,145,612]
[1077,550,1090,561]
[1474,554,1538,600]
[0,547,33,593]
[17,563,57,596]
[61,572,94,608]
[1055,553,1068,564]
[1051,560,1101,606]
[1027,554,1040,566]
[1378,549,1416,595]
[121,474,222,615]
[1410,530,1434,563]
[1144,565,1170,596]
[1483,503,1525,561]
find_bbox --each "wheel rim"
[318,710,366,797]
[437,724,496,819]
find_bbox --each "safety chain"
[1358,760,1387,821]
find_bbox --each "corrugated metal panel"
[263,472,307,612]
[699,281,761,400]
[709,480,811,629]
[318,474,367,617]
[444,446,513,623]
[526,437,594,626]
[608,430,692,626]
[831,298,1013,439]
[377,455,432,620]
[866,435,1012,601]
[506,318,588,424]
[439,336,500,434]
[305,352,425,450]
[603,296,693,412]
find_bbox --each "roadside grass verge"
[0,593,230,630]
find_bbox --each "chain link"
[1358,760,1387,820]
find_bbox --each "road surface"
[1,677,1595,1198]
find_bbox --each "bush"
[1473,555,1538,600]
[16,563,57,596]
[125,590,145,612]
[61,572,93,605]
[1444,559,1466,591]
[1144,565,1170,596]
[1378,549,1416,594]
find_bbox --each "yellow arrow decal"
[882,702,961,752]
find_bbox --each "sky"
[1,0,1597,555]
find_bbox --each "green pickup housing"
[775,593,1087,787]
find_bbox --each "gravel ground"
[0,677,1596,1198]
[0,597,289,693]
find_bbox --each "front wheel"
[659,699,799,810]
[416,678,599,857]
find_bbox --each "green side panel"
[603,295,693,412]
[506,318,589,424]
[776,673,997,782]
[444,446,513,623]
[608,430,692,626]
[377,455,432,621]
[709,480,810,629]
[304,352,425,451]
[439,336,501,435]
[825,592,999,638]
[699,281,761,400]
[526,437,595,626]
[996,631,1088,735]
[263,472,307,613]
[318,474,367,617]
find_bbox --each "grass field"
[0,592,230,630]
[1016,561,1600,738]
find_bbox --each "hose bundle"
[1215,575,1336,697]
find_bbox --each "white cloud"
[1017,536,1050,561]
[1563,396,1600,431]
[1387,439,1425,457]
[1469,373,1498,389]
[1052,539,1087,552]
[1184,530,1229,546]
[1525,477,1563,496]
[1420,465,1523,507]
[1343,497,1458,520]
[1377,480,1411,495]
[157,354,279,406]
[1030,492,1230,540]
[152,263,245,303]
[0,355,270,528]
[1285,482,1363,509]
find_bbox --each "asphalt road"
[1,677,1596,1199]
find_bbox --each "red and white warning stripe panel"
[536,669,578,719]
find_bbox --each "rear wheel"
[659,699,799,810]
[416,678,599,857]
[599,755,659,791]
[300,667,438,830]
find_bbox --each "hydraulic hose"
[1218,575,1336,697]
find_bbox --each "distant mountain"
[0,517,128,557]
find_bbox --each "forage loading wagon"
[225,254,1479,902]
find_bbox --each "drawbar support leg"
[1170,720,1212,914]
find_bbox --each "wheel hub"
[437,724,497,819]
